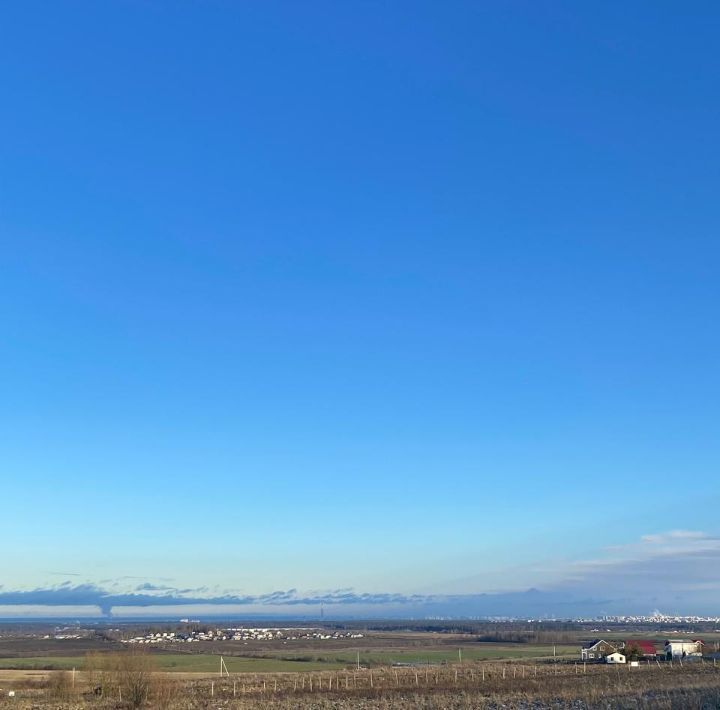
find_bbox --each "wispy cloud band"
[3,531,720,617]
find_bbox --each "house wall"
[665,641,702,658]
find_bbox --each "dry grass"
[0,660,719,708]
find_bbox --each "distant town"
[119,626,364,645]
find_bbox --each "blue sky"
[1,1,719,617]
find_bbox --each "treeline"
[326,620,580,643]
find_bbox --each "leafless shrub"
[83,648,157,707]
[46,669,74,701]
[114,648,155,708]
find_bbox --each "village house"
[605,652,626,664]
[622,640,658,659]
[664,639,703,659]
[581,639,618,661]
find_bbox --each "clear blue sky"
[1,1,719,616]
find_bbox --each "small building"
[606,652,626,664]
[581,639,618,661]
[664,640,703,659]
[623,640,658,659]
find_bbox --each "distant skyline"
[2,2,719,618]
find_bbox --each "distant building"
[605,652,626,664]
[581,639,618,661]
[664,640,703,659]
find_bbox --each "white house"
[605,652,626,664]
[664,640,703,659]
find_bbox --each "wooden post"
[233,681,236,697]
[211,681,214,697]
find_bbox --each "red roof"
[625,640,658,655]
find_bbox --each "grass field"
[268,643,577,665]
[0,644,577,673]
[0,654,346,673]
[4,658,720,709]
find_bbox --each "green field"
[0,644,576,673]
[0,654,345,673]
